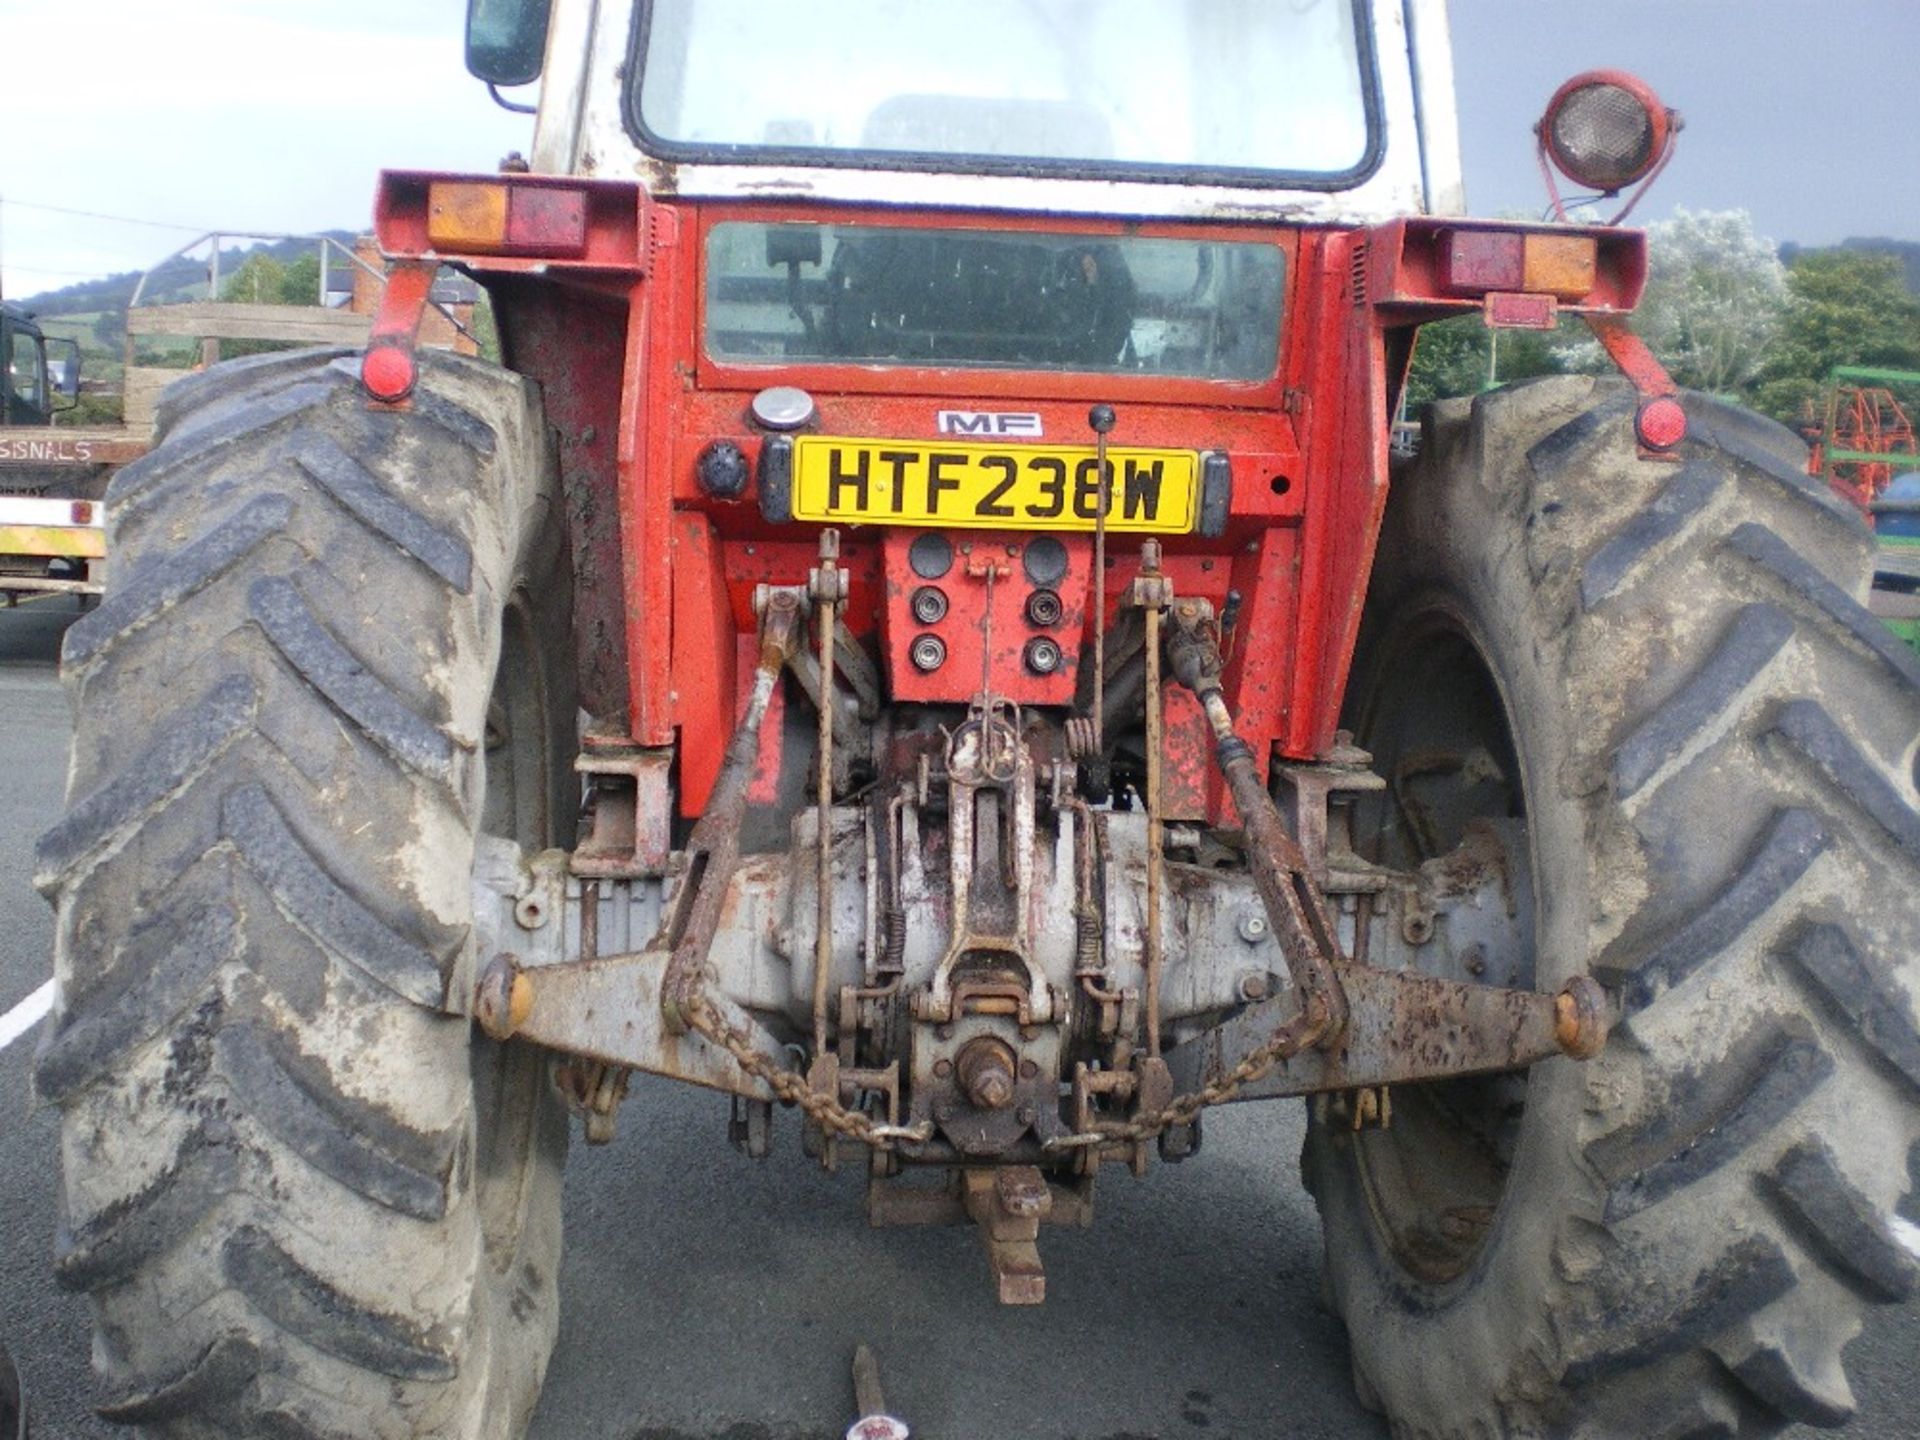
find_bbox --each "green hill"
[15,233,361,425]
[15,231,360,321]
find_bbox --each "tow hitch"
[474,543,1607,1305]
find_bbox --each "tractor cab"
[418,0,1655,807]
[502,0,1456,218]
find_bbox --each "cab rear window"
[705,222,1284,381]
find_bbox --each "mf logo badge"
[937,410,1043,438]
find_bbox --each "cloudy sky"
[0,0,1914,301]
[1449,0,1919,244]
[0,1,527,298]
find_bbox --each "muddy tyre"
[1304,377,1920,1437]
[34,349,576,1438]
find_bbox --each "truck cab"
[0,301,102,595]
[1,301,70,428]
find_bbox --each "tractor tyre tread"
[35,347,567,1440]
[1306,375,1920,1438]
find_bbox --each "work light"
[1537,70,1677,197]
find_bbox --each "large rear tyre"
[34,349,576,1438]
[1304,377,1920,1437]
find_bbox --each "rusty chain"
[680,980,1330,1155]
[665,573,1343,1159]
[1044,999,1332,1151]
[679,991,934,1147]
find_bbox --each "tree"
[221,253,289,305]
[1632,209,1786,398]
[215,250,336,359]
[1753,249,1920,423]
[470,295,502,364]
[278,253,323,306]
[1405,314,1564,408]
[217,249,334,307]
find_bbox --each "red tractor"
[34,4,1919,1437]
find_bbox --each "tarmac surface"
[0,596,1913,1440]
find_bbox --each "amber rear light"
[1521,234,1598,300]
[1439,227,1597,302]
[428,182,509,249]
[425,181,589,256]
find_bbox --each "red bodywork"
[374,173,1648,823]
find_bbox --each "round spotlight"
[1538,70,1674,193]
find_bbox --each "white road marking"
[1893,1215,1920,1264]
[0,977,55,1053]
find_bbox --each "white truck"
[0,299,122,600]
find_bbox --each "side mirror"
[50,337,82,409]
[466,0,552,88]
[765,226,824,269]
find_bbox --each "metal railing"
[125,231,477,350]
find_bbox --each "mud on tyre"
[1304,376,1920,1438]
[34,348,575,1439]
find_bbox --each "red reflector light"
[1484,291,1558,330]
[507,187,588,252]
[1441,230,1525,293]
[1635,396,1687,450]
[70,500,94,525]
[361,344,417,403]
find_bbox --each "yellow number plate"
[790,437,1199,533]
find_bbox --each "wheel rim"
[1347,601,1538,1286]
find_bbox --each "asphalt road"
[0,599,1913,1440]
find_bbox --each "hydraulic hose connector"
[1164,599,1225,699]
[1165,599,1256,768]
[754,586,806,673]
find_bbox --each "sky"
[0,1,527,300]
[0,0,1915,303]
[1448,0,1920,247]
